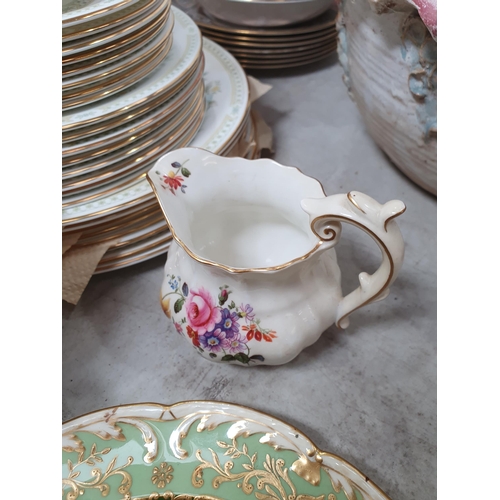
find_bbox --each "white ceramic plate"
[62,11,173,90]
[62,81,203,160]
[95,237,171,271]
[62,55,203,143]
[62,93,204,181]
[62,0,157,40]
[62,0,168,57]
[62,35,249,225]
[62,103,205,199]
[62,35,174,110]
[62,6,202,130]
[63,0,141,26]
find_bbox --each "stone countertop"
[62,54,437,500]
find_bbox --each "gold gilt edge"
[62,400,391,500]
[62,39,172,109]
[238,52,335,70]
[94,240,170,271]
[62,15,173,91]
[188,7,338,36]
[62,83,202,171]
[62,0,138,26]
[62,17,165,76]
[146,149,328,274]
[310,213,394,329]
[62,0,169,54]
[134,495,226,500]
[62,102,204,196]
[62,0,160,41]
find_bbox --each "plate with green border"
[62,401,390,500]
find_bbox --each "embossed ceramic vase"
[148,148,406,366]
[337,0,437,195]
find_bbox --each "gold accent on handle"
[384,206,407,232]
[311,214,395,328]
[310,225,337,242]
[347,191,366,214]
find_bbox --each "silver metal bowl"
[200,0,333,28]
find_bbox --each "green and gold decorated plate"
[62,401,390,500]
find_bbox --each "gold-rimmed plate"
[63,198,160,234]
[62,0,168,56]
[62,11,173,91]
[201,26,337,49]
[62,35,173,110]
[62,34,249,225]
[62,53,203,142]
[94,235,171,271]
[238,48,337,69]
[62,8,203,130]
[172,0,337,36]
[62,0,158,41]
[79,215,168,250]
[98,223,172,259]
[199,24,337,45]
[220,41,337,62]
[62,0,169,65]
[63,70,204,155]
[63,0,140,27]
[63,194,159,230]
[61,105,203,194]
[63,9,167,78]
[62,103,205,201]
[63,84,203,170]
[63,84,204,166]
[218,107,251,156]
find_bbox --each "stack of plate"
[63,0,174,110]
[63,7,255,273]
[172,0,338,70]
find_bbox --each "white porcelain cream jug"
[147,148,406,366]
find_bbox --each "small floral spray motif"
[156,160,191,195]
[161,279,277,365]
[204,79,221,110]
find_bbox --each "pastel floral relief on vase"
[161,277,277,365]
[155,160,191,195]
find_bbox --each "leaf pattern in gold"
[192,437,326,500]
[62,442,133,500]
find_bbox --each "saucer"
[62,401,390,500]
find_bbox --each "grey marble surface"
[62,54,437,500]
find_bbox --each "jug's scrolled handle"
[301,191,406,329]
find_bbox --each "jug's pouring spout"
[301,191,406,329]
[147,147,330,274]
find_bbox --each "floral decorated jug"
[147,148,406,366]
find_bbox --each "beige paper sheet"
[62,232,82,255]
[62,240,119,304]
[248,75,273,104]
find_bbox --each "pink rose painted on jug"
[186,287,221,335]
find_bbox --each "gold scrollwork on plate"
[192,436,334,500]
[145,493,225,500]
[62,442,133,500]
